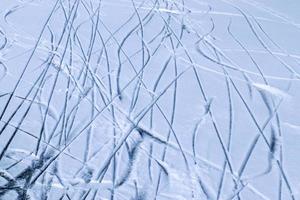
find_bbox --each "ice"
[0,0,300,199]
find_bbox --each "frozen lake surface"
[0,0,300,199]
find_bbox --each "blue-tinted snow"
[0,0,300,199]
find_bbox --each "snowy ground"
[0,0,300,199]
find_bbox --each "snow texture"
[0,0,300,199]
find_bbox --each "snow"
[0,0,300,199]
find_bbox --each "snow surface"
[0,0,300,199]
